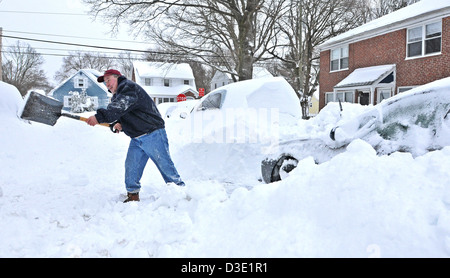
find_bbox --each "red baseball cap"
[97,69,122,83]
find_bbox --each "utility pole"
[0,27,3,82]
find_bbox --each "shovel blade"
[20,91,63,126]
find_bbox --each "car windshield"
[197,90,226,111]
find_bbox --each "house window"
[156,97,175,104]
[330,46,348,71]
[184,80,190,85]
[144,78,152,86]
[325,92,334,105]
[335,91,353,103]
[380,72,394,84]
[398,86,415,94]
[74,78,87,89]
[164,79,170,87]
[378,89,392,102]
[407,21,441,58]
[164,98,174,103]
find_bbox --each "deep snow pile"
[1,80,450,258]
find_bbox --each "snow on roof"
[253,67,274,79]
[334,64,395,88]
[133,61,194,79]
[142,84,197,96]
[319,0,450,50]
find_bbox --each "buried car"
[157,99,199,119]
[176,77,301,144]
[189,76,301,118]
[168,76,301,122]
[261,77,450,184]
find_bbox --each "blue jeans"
[125,128,185,193]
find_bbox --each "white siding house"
[132,61,198,104]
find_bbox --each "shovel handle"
[61,113,110,127]
[79,116,111,127]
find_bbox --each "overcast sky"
[0,0,150,85]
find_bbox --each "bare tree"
[83,0,288,82]
[54,51,117,83]
[269,0,361,118]
[1,41,51,96]
[188,60,212,93]
[116,51,136,79]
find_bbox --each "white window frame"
[164,79,171,87]
[74,77,87,89]
[335,91,354,103]
[378,88,392,103]
[144,78,152,86]
[406,20,442,59]
[325,92,334,105]
[330,46,349,72]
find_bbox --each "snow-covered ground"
[1,79,450,258]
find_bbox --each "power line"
[1,34,226,59]
[2,34,155,54]
[0,10,87,16]
[3,44,144,56]
[2,50,144,60]
[3,29,149,45]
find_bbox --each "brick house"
[317,0,450,111]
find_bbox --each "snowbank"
[0,81,24,118]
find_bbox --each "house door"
[358,91,370,106]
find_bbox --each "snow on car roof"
[203,77,301,118]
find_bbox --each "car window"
[197,90,226,111]
[376,92,444,140]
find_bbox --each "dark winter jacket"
[95,76,165,138]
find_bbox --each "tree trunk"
[235,0,258,81]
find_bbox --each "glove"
[109,122,120,133]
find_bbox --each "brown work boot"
[123,192,140,203]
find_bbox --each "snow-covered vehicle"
[187,76,301,118]
[166,77,301,125]
[175,77,301,144]
[157,99,199,119]
[261,77,450,183]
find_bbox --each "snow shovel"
[20,91,110,127]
